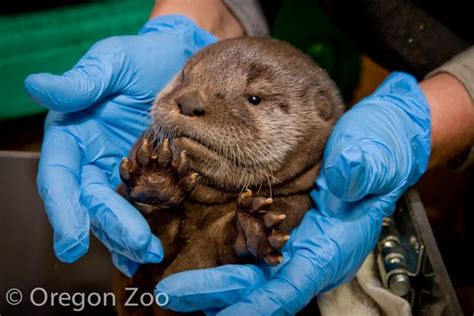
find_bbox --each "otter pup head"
[148,37,343,191]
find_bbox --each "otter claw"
[180,172,200,193]
[264,253,283,266]
[234,189,288,266]
[136,138,152,166]
[268,231,290,249]
[119,137,200,211]
[175,151,190,176]
[264,211,286,228]
[120,158,134,180]
[238,189,253,210]
[253,197,273,213]
[157,139,172,167]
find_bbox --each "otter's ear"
[317,92,333,120]
[311,84,344,121]
[311,89,337,121]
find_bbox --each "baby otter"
[115,37,344,315]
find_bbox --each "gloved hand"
[25,15,216,277]
[154,72,431,315]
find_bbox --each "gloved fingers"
[221,211,337,315]
[91,224,162,265]
[45,110,140,189]
[111,251,140,278]
[321,72,431,203]
[372,72,431,179]
[37,127,90,263]
[155,264,267,313]
[217,252,323,316]
[203,308,221,316]
[218,204,384,316]
[372,72,422,99]
[322,139,397,202]
[24,37,130,113]
[81,164,163,264]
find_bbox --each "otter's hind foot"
[119,138,200,212]
[234,189,290,266]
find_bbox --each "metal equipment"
[377,189,462,315]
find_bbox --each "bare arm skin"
[421,73,474,167]
[150,0,245,40]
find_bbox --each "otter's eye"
[248,95,261,105]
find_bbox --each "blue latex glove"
[25,15,216,276]
[154,72,431,315]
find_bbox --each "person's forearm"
[420,73,474,167]
[150,0,245,39]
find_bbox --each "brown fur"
[114,37,344,315]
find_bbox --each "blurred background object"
[0,0,153,122]
[270,0,361,101]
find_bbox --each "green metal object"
[272,0,361,100]
[0,0,152,121]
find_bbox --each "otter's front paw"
[119,138,199,211]
[234,189,290,265]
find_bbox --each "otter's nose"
[177,91,205,117]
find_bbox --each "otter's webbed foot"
[119,138,199,212]
[234,189,290,266]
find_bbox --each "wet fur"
[114,37,344,315]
